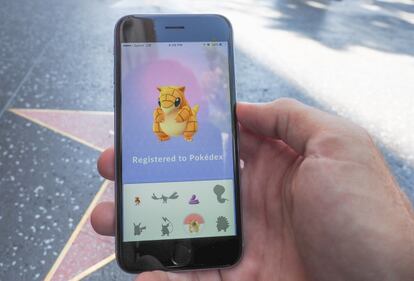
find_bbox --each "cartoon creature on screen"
[153,86,199,141]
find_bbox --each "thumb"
[136,271,194,281]
[135,271,174,281]
[236,99,328,155]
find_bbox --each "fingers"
[97,147,115,180]
[237,99,330,155]
[91,201,115,236]
[135,271,165,281]
[238,124,262,162]
[136,271,219,281]
[136,271,176,281]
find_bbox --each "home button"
[171,243,192,266]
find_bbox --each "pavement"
[0,0,413,280]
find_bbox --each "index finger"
[97,147,115,180]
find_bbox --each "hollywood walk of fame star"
[9,108,116,281]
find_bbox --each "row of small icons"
[133,214,230,237]
[202,42,223,47]
[134,184,229,206]
[123,43,151,47]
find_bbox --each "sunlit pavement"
[0,0,413,280]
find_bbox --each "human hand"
[91,99,414,281]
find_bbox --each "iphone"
[114,14,242,272]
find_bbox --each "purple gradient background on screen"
[121,42,234,184]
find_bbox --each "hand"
[91,99,414,281]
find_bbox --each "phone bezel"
[114,14,242,273]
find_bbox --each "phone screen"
[120,41,237,243]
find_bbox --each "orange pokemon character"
[153,86,199,141]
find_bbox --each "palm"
[159,138,309,281]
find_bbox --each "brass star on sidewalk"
[9,108,116,281]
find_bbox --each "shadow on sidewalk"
[265,0,414,56]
